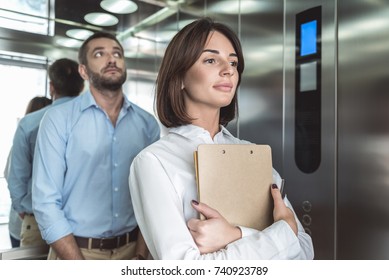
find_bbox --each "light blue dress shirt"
[8,97,74,214]
[32,91,160,244]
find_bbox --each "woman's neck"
[191,114,220,139]
[185,101,222,138]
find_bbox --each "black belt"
[74,227,138,250]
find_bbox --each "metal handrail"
[0,244,49,260]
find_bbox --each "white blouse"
[129,124,314,260]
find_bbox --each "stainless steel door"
[285,0,389,259]
[337,0,389,259]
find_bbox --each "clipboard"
[194,144,274,230]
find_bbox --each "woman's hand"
[271,184,298,235]
[187,200,242,254]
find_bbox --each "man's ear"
[49,82,55,98]
[78,64,88,80]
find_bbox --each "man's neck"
[90,87,124,126]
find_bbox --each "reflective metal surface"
[337,0,389,259]
[284,0,389,259]
[284,0,337,260]
[284,0,336,259]
[238,1,284,171]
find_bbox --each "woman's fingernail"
[192,200,199,205]
[272,184,278,189]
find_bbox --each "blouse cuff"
[238,226,258,237]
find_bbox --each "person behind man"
[7,59,84,247]
[5,96,52,248]
[24,97,53,115]
[32,32,160,260]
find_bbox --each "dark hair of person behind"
[48,58,84,97]
[25,96,52,115]
[156,17,245,128]
[78,31,124,65]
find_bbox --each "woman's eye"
[230,61,238,67]
[204,58,215,64]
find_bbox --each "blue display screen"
[300,20,317,56]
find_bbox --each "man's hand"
[51,234,85,260]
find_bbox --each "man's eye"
[114,52,122,58]
[95,52,102,58]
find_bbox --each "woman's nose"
[221,61,234,76]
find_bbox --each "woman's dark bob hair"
[156,17,245,128]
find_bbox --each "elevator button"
[304,227,312,236]
[302,200,312,212]
[302,214,312,225]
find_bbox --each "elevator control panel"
[295,6,322,173]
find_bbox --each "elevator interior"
[1,0,389,259]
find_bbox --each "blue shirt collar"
[79,91,132,112]
[52,96,74,106]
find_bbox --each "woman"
[129,17,314,260]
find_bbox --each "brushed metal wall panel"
[238,1,284,173]
[337,0,389,259]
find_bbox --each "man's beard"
[87,66,127,91]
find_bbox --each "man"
[32,32,160,259]
[7,58,84,247]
